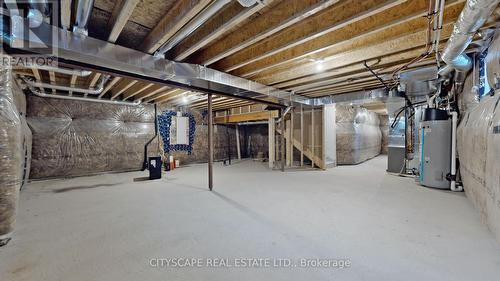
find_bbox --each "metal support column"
[280,108,285,172]
[208,93,214,191]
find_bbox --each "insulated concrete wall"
[27,96,157,179]
[457,93,500,242]
[336,105,382,165]
[0,66,23,244]
[457,32,500,242]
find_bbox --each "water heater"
[419,109,451,189]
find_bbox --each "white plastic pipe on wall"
[450,111,463,191]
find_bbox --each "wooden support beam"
[236,0,464,78]
[169,1,269,61]
[31,68,44,94]
[111,80,138,100]
[134,85,169,101]
[257,23,455,85]
[122,83,154,100]
[98,77,121,98]
[107,0,141,43]
[49,71,56,94]
[190,0,339,65]
[214,110,279,124]
[211,0,405,72]
[60,0,72,30]
[274,48,433,89]
[141,0,212,54]
[149,89,186,103]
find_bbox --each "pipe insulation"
[441,0,500,72]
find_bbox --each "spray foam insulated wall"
[27,96,157,179]
[457,31,500,242]
[0,67,24,244]
[336,105,382,165]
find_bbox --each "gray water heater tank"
[419,109,451,189]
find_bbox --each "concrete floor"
[1,156,499,281]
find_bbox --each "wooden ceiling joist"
[168,0,270,61]
[236,0,465,79]
[107,0,141,43]
[257,23,455,86]
[190,0,340,65]
[141,0,212,54]
[210,0,406,72]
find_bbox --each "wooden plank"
[68,74,77,96]
[236,0,464,78]
[49,71,56,94]
[169,1,268,61]
[211,0,405,72]
[190,0,339,65]
[214,110,279,124]
[60,0,72,30]
[256,23,455,85]
[141,0,212,54]
[98,77,121,98]
[111,80,138,100]
[145,89,184,103]
[107,0,141,43]
[121,82,154,100]
[133,84,169,101]
[31,68,44,94]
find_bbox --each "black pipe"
[142,104,158,171]
[363,60,390,90]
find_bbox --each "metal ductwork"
[73,0,95,36]
[441,0,499,73]
[21,75,109,95]
[21,77,141,106]
[154,0,233,57]
[6,17,298,107]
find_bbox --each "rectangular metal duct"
[5,14,395,107]
[6,16,296,107]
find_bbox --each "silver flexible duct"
[441,0,499,72]
[73,0,95,36]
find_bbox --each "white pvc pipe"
[23,81,142,106]
[23,75,108,95]
[450,111,463,191]
[32,65,92,77]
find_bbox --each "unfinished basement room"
[1,0,500,280]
